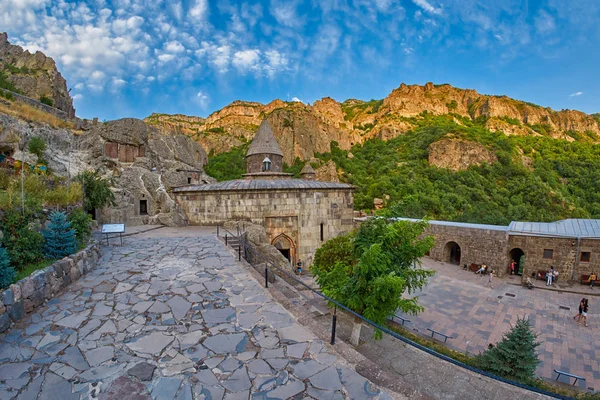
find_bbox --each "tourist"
[510,260,516,275]
[589,272,597,289]
[574,298,585,323]
[296,259,303,275]
[486,270,494,289]
[475,264,487,275]
[581,298,589,327]
[552,268,559,284]
[546,268,553,286]
[525,277,534,289]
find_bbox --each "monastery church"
[173,120,356,266]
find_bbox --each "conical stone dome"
[246,120,283,157]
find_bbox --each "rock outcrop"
[146,83,600,163]
[0,112,213,227]
[0,33,75,117]
[428,139,498,171]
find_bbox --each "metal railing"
[224,226,576,400]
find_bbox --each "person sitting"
[589,272,597,289]
[552,269,559,284]
[475,264,487,275]
[526,277,534,289]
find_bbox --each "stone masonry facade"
[424,222,600,282]
[174,188,355,266]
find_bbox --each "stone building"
[173,120,355,266]
[400,218,600,282]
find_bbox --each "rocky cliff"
[0,33,75,117]
[146,83,600,164]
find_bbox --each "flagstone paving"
[0,232,392,400]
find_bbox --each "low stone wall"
[0,242,101,333]
[0,87,74,120]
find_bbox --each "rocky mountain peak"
[0,33,75,117]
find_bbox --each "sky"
[2,0,600,120]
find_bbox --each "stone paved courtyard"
[0,228,392,400]
[400,258,599,390]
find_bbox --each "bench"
[554,369,585,386]
[580,274,600,285]
[536,270,547,281]
[426,328,452,343]
[389,314,410,326]
[469,263,480,272]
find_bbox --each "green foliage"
[43,211,78,259]
[203,127,226,134]
[0,207,44,271]
[75,171,116,212]
[68,208,92,247]
[312,219,434,334]
[527,123,552,136]
[0,89,15,101]
[313,233,356,273]
[0,70,22,94]
[0,245,15,289]
[39,95,53,106]
[498,116,522,126]
[3,64,33,74]
[28,136,47,161]
[341,99,383,120]
[474,317,541,382]
[446,100,458,110]
[205,143,249,181]
[15,258,54,282]
[282,157,305,178]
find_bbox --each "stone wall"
[0,242,101,333]
[0,87,73,120]
[509,235,600,281]
[426,224,510,276]
[246,152,283,173]
[175,188,355,265]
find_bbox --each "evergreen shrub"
[43,211,78,259]
[0,245,15,289]
[68,208,92,247]
[0,207,44,270]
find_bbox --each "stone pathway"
[0,231,392,399]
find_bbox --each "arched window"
[262,156,272,172]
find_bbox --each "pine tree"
[0,245,15,289]
[43,211,78,259]
[474,317,541,382]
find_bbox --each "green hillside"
[206,114,600,225]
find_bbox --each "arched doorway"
[509,248,525,276]
[444,241,461,265]
[272,234,295,265]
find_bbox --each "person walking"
[574,298,585,323]
[510,260,516,275]
[486,270,494,289]
[581,298,589,327]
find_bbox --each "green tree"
[28,136,47,163]
[312,218,435,346]
[76,171,116,213]
[39,95,54,106]
[0,207,44,270]
[0,245,15,289]
[43,211,78,259]
[67,208,92,247]
[474,317,541,382]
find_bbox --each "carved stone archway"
[271,233,296,265]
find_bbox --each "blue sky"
[2,0,600,120]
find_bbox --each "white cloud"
[189,0,208,21]
[569,91,583,97]
[164,40,185,53]
[412,0,442,16]
[196,90,210,109]
[232,49,261,72]
[291,97,303,103]
[72,93,84,101]
[270,0,304,28]
[535,10,556,35]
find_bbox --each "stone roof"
[300,163,316,174]
[173,179,354,192]
[246,120,283,157]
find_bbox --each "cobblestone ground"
[402,258,600,390]
[0,232,391,400]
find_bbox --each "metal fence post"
[238,245,241,261]
[331,305,337,345]
[225,234,228,246]
[217,225,219,237]
[265,266,268,288]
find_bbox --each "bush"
[68,208,92,247]
[28,136,47,162]
[43,211,78,259]
[0,207,44,270]
[39,96,53,107]
[76,171,116,213]
[0,245,15,289]
[474,317,541,382]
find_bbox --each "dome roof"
[246,120,283,157]
[300,163,316,174]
